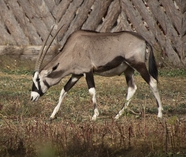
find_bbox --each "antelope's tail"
[147,43,158,81]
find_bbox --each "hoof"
[92,108,99,121]
[157,113,163,118]
[157,107,163,118]
[114,115,120,120]
[91,115,97,121]
[49,116,57,121]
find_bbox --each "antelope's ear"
[44,63,59,76]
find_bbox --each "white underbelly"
[94,62,128,77]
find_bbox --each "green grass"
[159,68,186,77]
[0,56,186,157]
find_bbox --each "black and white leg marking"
[115,68,137,119]
[149,76,163,118]
[135,63,163,118]
[50,74,82,120]
[85,72,99,121]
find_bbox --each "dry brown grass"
[0,56,186,157]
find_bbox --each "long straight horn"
[34,24,65,72]
[43,24,65,59]
[35,25,55,72]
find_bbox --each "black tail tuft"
[148,43,158,81]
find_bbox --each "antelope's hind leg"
[115,67,137,119]
[85,72,99,121]
[50,74,82,120]
[135,63,163,118]
[149,76,163,118]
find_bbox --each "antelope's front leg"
[50,74,82,120]
[115,68,137,119]
[50,88,66,120]
[89,88,99,121]
[85,72,99,121]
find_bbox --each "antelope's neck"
[44,54,73,86]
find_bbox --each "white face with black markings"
[31,71,49,101]
[31,63,60,101]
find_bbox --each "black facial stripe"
[37,81,44,96]
[43,80,50,89]
[32,81,44,96]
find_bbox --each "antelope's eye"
[36,78,40,82]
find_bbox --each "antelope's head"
[31,65,59,101]
[31,25,63,101]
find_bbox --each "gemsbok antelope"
[31,25,163,120]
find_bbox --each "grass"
[0,55,186,157]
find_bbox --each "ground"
[0,56,186,157]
